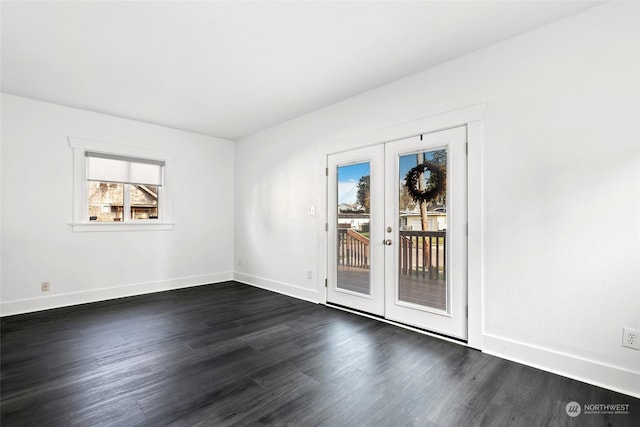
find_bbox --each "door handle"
[383,239,392,246]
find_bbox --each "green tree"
[431,149,447,165]
[356,175,370,212]
[399,183,416,211]
[429,149,447,208]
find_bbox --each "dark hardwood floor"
[1,281,638,426]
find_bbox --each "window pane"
[130,185,158,220]
[87,156,130,183]
[88,182,124,222]
[129,163,162,186]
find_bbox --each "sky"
[337,162,369,204]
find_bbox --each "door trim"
[318,103,486,349]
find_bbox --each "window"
[69,137,174,231]
[86,152,163,222]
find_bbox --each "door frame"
[317,103,486,350]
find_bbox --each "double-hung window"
[86,152,163,222]
[70,137,174,231]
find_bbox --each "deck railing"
[338,229,370,269]
[399,230,446,280]
[338,229,446,279]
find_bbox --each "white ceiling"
[1,1,599,140]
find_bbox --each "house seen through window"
[86,152,163,222]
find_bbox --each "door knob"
[383,239,392,246]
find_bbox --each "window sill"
[70,222,175,232]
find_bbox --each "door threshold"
[325,302,469,346]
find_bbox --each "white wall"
[1,94,235,314]
[234,2,640,397]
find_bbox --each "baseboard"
[233,272,321,304]
[483,333,640,399]
[0,272,233,316]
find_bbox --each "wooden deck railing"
[399,230,446,280]
[338,229,446,279]
[338,229,370,269]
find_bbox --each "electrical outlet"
[307,270,313,279]
[41,282,50,292]
[622,327,640,350]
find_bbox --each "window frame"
[69,137,174,232]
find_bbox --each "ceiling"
[1,1,600,141]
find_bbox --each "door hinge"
[466,306,469,318]
[325,278,328,288]
[325,167,329,176]
[325,223,328,232]
[465,223,468,236]
[465,142,468,155]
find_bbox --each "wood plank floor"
[1,281,638,426]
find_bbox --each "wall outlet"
[622,327,640,350]
[307,270,313,279]
[41,282,50,292]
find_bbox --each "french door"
[327,126,467,340]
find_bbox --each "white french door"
[384,127,467,339]
[327,126,468,340]
[327,145,385,316]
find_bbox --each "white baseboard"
[233,272,321,304]
[483,333,640,399]
[0,272,233,316]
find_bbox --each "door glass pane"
[337,162,371,295]
[398,149,447,310]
